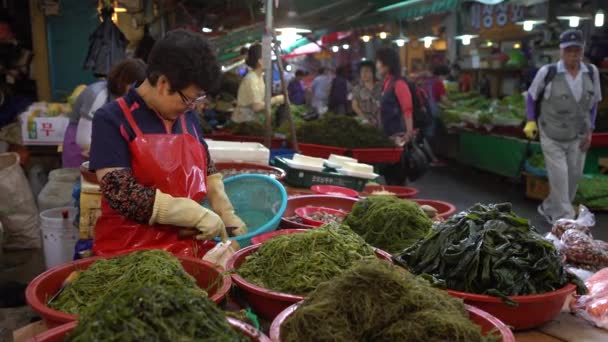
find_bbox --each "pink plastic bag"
[572,268,608,329]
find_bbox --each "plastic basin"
[410,199,457,219]
[250,229,308,245]
[310,185,359,198]
[212,174,288,247]
[30,318,271,342]
[295,206,348,227]
[281,195,359,229]
[215,162,286,181]
[360,185,419,198]
[269,303,514,341]
[298,143,348,159]
[226,243,392,320]
[26,254,232,328]
[447,283,577,330]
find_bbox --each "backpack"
[406,80,433,130]
[534,63,595,118]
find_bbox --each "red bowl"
[269,303,514,341]
[281,195,359,229]
[215,162,286,181]
[226,243,392,320]
[26,255,232,328]
[447,283,577,330]
[410,199,457,219]
[310,185,359,198]
[295,206,348,227]
[79,161,98,184]
[30,317,271,342]
[250,229,309,245]
[361,185,419,198]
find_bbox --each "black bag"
[406,80,433,130]
[401,139,430,182]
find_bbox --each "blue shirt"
[89,86,208,171]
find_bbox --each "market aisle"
[411,163,608,241]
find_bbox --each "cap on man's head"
[559,29,584,49]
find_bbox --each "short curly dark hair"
[107,58,146,97]
[146,29,220,93]
[375,47,401,77]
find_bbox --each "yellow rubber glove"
[207,173,248,236]
[523,121,538,140]
[149,189,228,241]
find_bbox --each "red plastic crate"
[592,133,608,147]
[351,148,403,164]
[298,143,349,159]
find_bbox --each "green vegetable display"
[281,259,498,342]
[441,92,525,128]
[528,153,545,170]
[237,225,375,295]
[49,250,199,316]
[224,121,265,136]
[576,175,608,209]
[343,196,433,254]
[295,115,395,148]
[67,285,246,342]
[394,203,586,304]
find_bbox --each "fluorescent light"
[361,35,371,42]
[245,43,251,48]
[570,16,580,27]
[276,27,312,34]
[379,32,388,39]
[285,65,292,72]
[523,20,534,31]
[114,7,127,13]
[342,44,350,50]
[596,10,605,27]
[361,57,367,61]
[221,66,226,71]
[378,0,424,12]
[202,27,212,33]
[332,46,340,53]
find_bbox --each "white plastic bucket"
[40,207,78,269]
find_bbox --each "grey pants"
[540,129,586,223]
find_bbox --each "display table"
[457,131,608,179]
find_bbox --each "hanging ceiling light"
[361,35,371,42]
[379,32,388,39]
[202,27,213,33]
[418,36,437,48]
[285,65,293,72]
[595,10,605,27]
[342,44,350,50]
[557,16,589,28]
[455,34,478,46]
[515,19,545,32]
[486,41,494,47]
[332,46,340,53]
[394,38,409,47]
[514,42,521,49]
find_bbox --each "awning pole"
[263,0,274,148]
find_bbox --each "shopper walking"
[311,67,332,115]
[287,70,306,105]
[352,61,381,127]
[524,29,602,224]
[329,66,349,114]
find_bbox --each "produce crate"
[525,173,549,201]
[351,148,403,164]
[298,143,349,159]
[273,157,370,191]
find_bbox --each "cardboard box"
[19,103,70,146]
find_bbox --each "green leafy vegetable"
[295,114,395,148]
[237,225,375,295]
[281,259,499,342]
[394,203,586,302]
[343,196,433,254]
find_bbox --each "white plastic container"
[40,207,78,269]
[37,168,80,212]
[206,140,270,165]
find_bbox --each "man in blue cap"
[524,29,602,224]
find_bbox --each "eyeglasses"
[177,90,209,109]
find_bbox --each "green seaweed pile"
[49,250,198,316]
[281,259,499,342]
[343,196,433,254]
[67,285,246,342]
[237,225,375,295]
[394,203,586,303]
[296,115,395,148]
[224,121,265,136]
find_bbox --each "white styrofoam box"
[292,154,325,167]
[20,103,70,146]
[206,140,270,165]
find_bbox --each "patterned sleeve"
[100,169,155,224]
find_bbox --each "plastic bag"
[202,240,239,268]
[572,268,608,329]
[552,205,595,238]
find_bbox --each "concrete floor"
[0,163,606,341]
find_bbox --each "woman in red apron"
[88,29,246,259]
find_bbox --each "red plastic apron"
[92,97,215,258]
